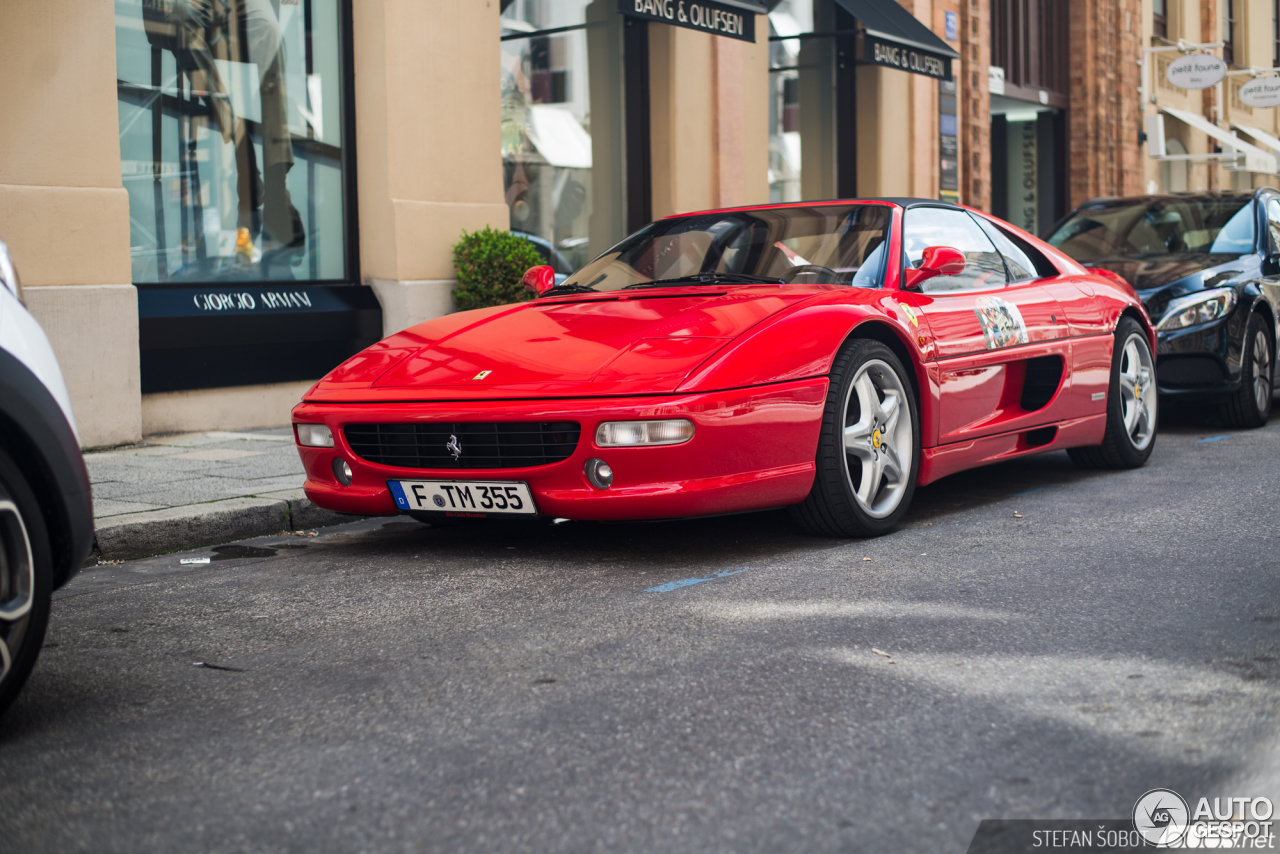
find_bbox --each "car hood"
[1084,252,1255,317]
[306,287,822,401]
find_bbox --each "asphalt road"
[2,410,1279,853]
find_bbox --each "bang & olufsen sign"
[858,33,952,81]
[620,0,758,43]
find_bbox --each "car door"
[896,206,1071,445]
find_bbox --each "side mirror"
[903,246,966,290]
[522,265,557,297]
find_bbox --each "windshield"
[560,204,892,292]
[1046,197,1255,261]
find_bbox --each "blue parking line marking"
[645,567,749,593]
[388,481,411,510]
[1008,484,1063,497]
[1198,435,1232,443]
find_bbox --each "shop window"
[1273,0,1279,67]
[768,0,857,203]
[1223,0,1236,65]
[500,0,633,275]
[115,0,353,284]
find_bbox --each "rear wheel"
[792,339,919,537]
[1068,317,1157,469]
[0,449,52,717]
[1220,313,1273,429]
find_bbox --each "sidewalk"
[86,427,356,562]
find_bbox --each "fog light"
[585,458,613,489]
[596,419,694,447]
[332,457,353,486]
[296,423,334,447]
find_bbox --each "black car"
[1047,190,1279,427]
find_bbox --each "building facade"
[2,0,1271,450]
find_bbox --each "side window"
[902,208,1009,293]
[1267,199,1280,255]
[973,215,1058,280]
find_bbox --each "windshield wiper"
[538,283,599,297]
[623,271,786,289]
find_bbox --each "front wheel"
[0,449,53,717]
[1220,312,1273,429]
[1068,317,1158,469]
[791,339,920,537]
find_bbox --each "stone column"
[353,0,509,337]
[0,0,140,449]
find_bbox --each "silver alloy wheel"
[1252,328,1272,415]
[841,359,913,519]
[0,499,35,683]
[1118,332,1157,451]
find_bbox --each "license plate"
[388,480,537,516]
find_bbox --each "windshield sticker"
[974,296,1029,349]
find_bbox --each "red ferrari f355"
[292,199,1157,537]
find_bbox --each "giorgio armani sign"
[137,284,382,394]
[619,0,760,42]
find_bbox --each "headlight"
[1156,288,1236,332]
[295,423,334,447]
[0,240,23,304]
[595,419,694,447]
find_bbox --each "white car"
[0,239,94,716]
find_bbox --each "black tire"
[0,448,53,718]
[1220,312,1273,429]
[791,339,920,537]
[1068,317,1158,470]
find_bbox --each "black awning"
[835,0,959,80]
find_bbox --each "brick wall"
[959,0,991,210]
[1066,0,1144,207]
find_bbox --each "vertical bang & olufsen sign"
[620,0,760,43]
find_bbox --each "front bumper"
[1155,314,1242,398]
[292,379,828,522]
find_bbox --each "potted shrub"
[451,226,543,311]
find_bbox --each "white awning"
[528,106,592,170]
[1159,106,1277,173]
[1231,123,1280,156]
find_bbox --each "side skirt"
[916,413,1107,486]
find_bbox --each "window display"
[115,0,350,284]
[500,0,628,274]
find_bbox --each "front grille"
[1158,356,1224,388]
[344,422,581,470]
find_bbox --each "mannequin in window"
[145,0,304,276]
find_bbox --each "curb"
[93,489,362,562]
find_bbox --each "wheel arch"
[1250,295,1277,348]
[840,319,922,397]
[0,349,94,589]
[1118,305,1157,353]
